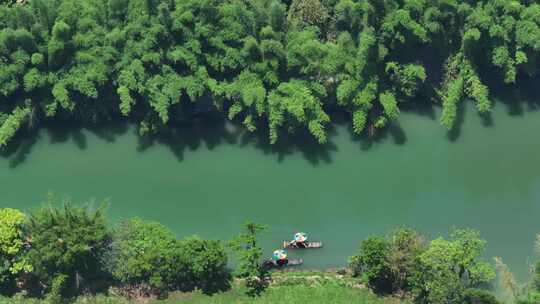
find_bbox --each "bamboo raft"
[263,259,304,270]
[282,241,323,249]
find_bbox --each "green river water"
[1,102,540,282]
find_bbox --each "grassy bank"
[161,285,401,304]
[160,271,405,304]
[0,271,406,304]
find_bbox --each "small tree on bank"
[106,219,231,299]
[349,227,424,295]
[177,236,231,294]
[25,201,110,298]
[230,221,268,297]
[106,219,180,298]
[349,228,497,304]
[0,208,32,295]
[416,229,496,303]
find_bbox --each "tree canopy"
[1,0,540,146]
[25,202,110,297]
[349,227,496,304]
[106,219,230,297]
[2,202,232,300]
[230,221,269,296]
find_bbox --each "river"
[1,101,540,283]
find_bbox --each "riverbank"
[1,204,514,303]
[1,270,406,304]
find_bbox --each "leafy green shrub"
[350,228,496,302]
[349,236,393,294]
[349,228,425,295]
[177,237,230,294]
[413,229,496,304]
[0,208,32,294]
[107,220,231,297]
[106,219,180,297]
[386,228,424,292]
[25,202,110,298]
[43,274,67,304]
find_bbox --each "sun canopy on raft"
[273,249,287,261]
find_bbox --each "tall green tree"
[25,201,110,297]
[413,229,496,304]
[106,219,231,297]
[106,219,180,297]
[177,236,231,294]
[350,227,496,303]
[230,221,268,297]
[349,227,424,294]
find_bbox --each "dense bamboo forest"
[1,0,540,146]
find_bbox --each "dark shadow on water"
[240,124,338,166]
[443,74,540,141]
[47,122,87,149]
[400,99,437,121]
[137,119,239,162]
[0,120,129,168]
[487,73,540,117]
[72,129,87,150]
[480,112,493,127]
[0,128,40,168]
[5,112,409,167]
[1,111,415,168]
[45,120,129,148]
[139,116,340,166]
[5,73,540,167]
[446,101,466,142]
[87,123,129,144]
[4,85,539,167]
[0,116,345,168]
[388,123,407,145]
[349,120,408,151]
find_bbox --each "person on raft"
[273,249,288,266]
[289,232,307,248]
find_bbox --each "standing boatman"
[289,232,308,248]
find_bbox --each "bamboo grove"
[1,0,540,146]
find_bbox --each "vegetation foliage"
[106,219,230,297]
[2,0,540,146]
[230,221,269,297]
[0,200,232,302]
[349,227,498,304]
[0,209,32,294]
[24,201,110,298]
[106,219,182,297]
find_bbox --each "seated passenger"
[273,249,288,266]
